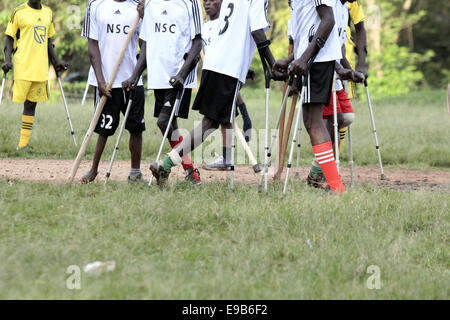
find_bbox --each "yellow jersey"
[345,1,365,62]
[5,3,56,82]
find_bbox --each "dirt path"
[1,158,449,191]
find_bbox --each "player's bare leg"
[156,111,201,184]
[303,103,345,193]
[81,135,107,184]
[151,116,219,186]
[128,132,143,182]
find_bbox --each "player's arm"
[47,38,68,73]
[288,5,335,76]
[252,29,286,81]
[2,35,14,74]
[170,34,202,90]
[88,38,111,98]
[354,21,368,78]
[336,44,364,83]
[123,40,147,91]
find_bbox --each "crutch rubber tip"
[253,164,261,173]
[381,174,386,180]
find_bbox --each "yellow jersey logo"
[33,26,47,44]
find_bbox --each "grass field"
[0,87,449,299]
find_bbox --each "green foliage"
[1,0,448,97]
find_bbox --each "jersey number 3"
[218,3,234,35]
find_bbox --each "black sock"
[238,103,252,142]
[223,146,231,163]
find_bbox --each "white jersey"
[82,0,143,88]
[290,0,342,63]
[287,18,294,42]
[335,0,349,47]
[202,19,221,53]
[334,0,349,91]
[140,0,202,89]
[203,0,270,84]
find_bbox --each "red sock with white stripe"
[312,141,346,193]
[169,136,194,171]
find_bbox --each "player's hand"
[137,0,145,18]
[246,69,255,80]
[273,58,290,74]
[336,67,353,81]
[122,77,137,92]
[356,65,368,79]
[351,70,365,83]
[288,58,307,76]
[54,60,68,73]
[169,74,184,91]
[98,81,112,98]
[272,70,288,82]
[2,61,13,74]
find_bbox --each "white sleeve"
[139,6,150,42]
[82,0,99,40]
[249,0,270,33]
[187,0,202,39]
[313,0,334,8]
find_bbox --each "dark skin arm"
[273,5,335,76]
[252,29,285,80]
[288,5,335,76]
[354,21,368,78]
[169,34,202,90]
[88,38,111,98]
[123,40,147,91]
[336,44,364,82]
[48,38,68,74]
[2,35,14,74]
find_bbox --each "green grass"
[0,180,448,299]
[0,88,449,299]
[0,87,449,170]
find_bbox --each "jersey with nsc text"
[202,0,270,84]
[82,0,143,89]
[202,18,221,53]
[140,0,202,89]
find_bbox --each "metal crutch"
[230,81,241,192]
[364,80,386,180]
[294,97,303,179]
[57,72,77,146]
[0,73,6,105]
[332,74,340,173]
[348,124,354,187]
[148,87,186,187]
[81,80,90,106]
[257,75,295,193]
[283,76,306,196]
[104,77,142,187]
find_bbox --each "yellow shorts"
[13,80,48,103]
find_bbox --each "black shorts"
[192,70,240,124]
[298,61,335,105]
[94,86,146,137]
[154,88,192,119]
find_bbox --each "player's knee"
[342,113,355,127]
[205,117,220,130]
[337,113,345,128]
[157,114,170,132]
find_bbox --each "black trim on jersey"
[314,0,324,7]
[83,0,101,38]
[188,0,202,36]
[10,4,27,23]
